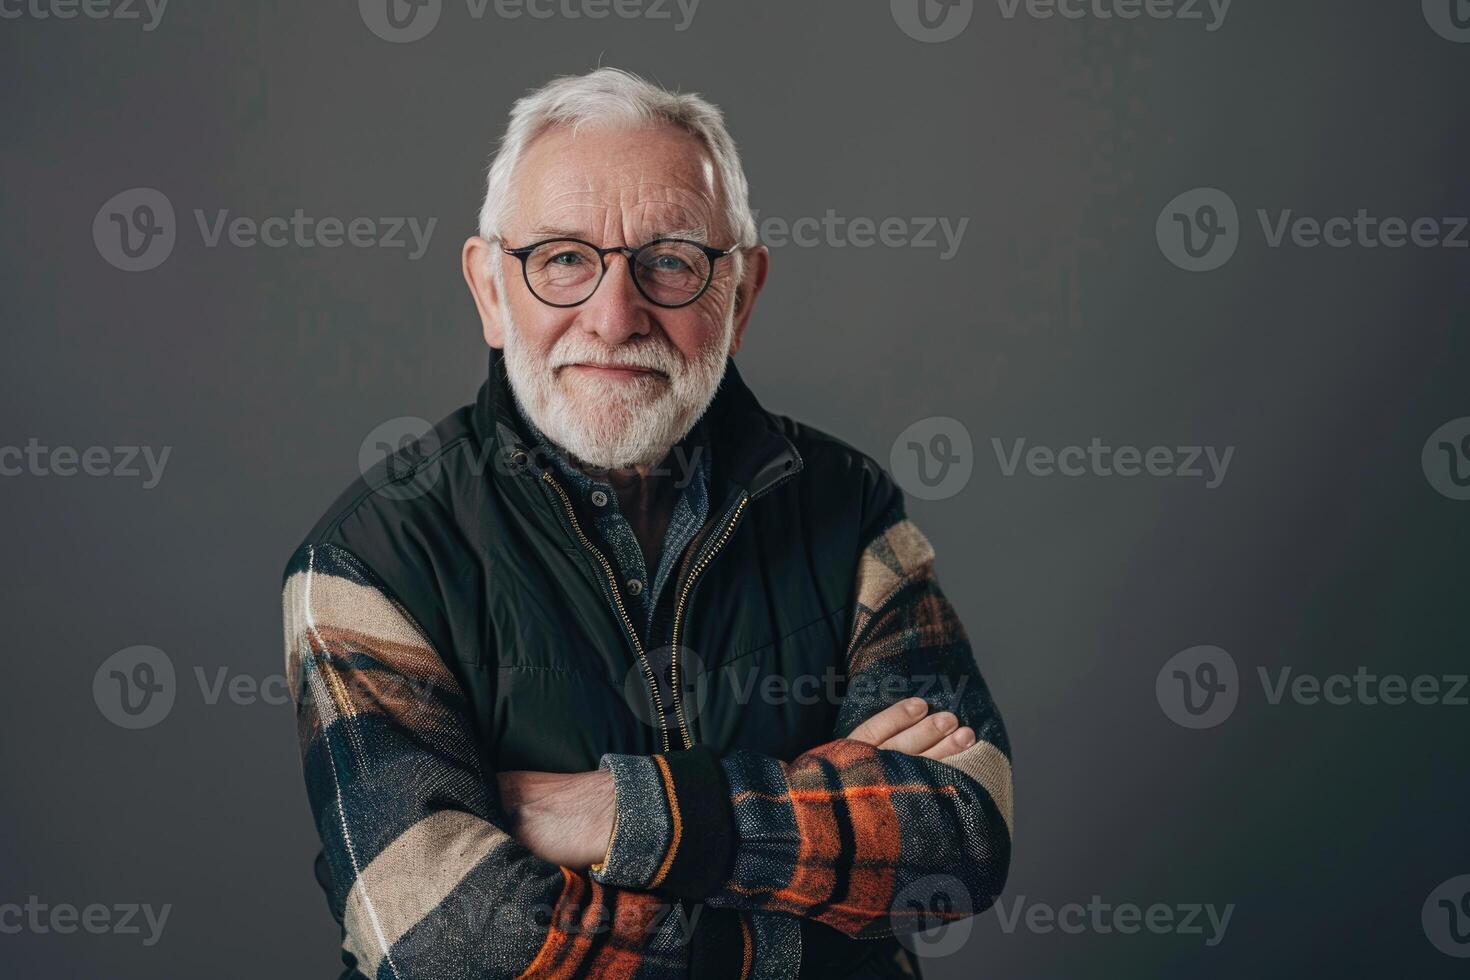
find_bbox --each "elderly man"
[282,68,1012,979]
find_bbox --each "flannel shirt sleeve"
[592,487,1013,943]
[283,541,759,980]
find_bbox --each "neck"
[561,444,680,575]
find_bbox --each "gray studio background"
[3,1,1468,977]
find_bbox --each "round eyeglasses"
[502,236,738,309]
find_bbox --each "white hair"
[476,67,758,273]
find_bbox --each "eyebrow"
[522,225,711,244]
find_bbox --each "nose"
[576,250,653,345]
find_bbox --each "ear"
[462,236,506,348]
[727,244,769,356]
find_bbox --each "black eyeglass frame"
[501,236,740,310]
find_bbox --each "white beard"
[499,302,734,471]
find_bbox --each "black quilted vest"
[299,348,919,978]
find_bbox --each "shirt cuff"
[591,744,735,898]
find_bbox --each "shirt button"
[591,490,609,507]
[626,578,644,596]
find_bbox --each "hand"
[496,769,615,868]
[847,696,975,760]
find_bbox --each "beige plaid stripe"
[342,810,514,977]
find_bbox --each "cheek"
[510,299,575,353]
[672,287,735,348]
[660,312,723,361]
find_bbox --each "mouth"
[563,362,668,382]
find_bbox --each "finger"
[878,710,959,756]
[848,697,929,746]
[919,726,976,761]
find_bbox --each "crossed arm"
[496,697,980,869]
[282,501,1011,979]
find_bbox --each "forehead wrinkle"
[514,121,720,202]
[535,158,713,198]
[529,187,714,245]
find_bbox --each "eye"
[650,253,692,272]
[547,250,586,266]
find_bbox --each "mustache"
[549,342,679,375]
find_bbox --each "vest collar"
[473,347,802,502]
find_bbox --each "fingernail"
[905,697,927,715]
[957,728,976,747]
[934,712,957,732]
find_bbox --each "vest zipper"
[667,493,750,751]
[539,470,673,749]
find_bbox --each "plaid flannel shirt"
[283,485,1012,978]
